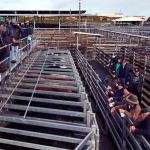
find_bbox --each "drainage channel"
[0,49,99,150]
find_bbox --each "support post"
[121,118,126,150]
[70,8,71,33]
[133,51,135,68]
[59,16,60,34]
[34,16,35,29]
[144,55,147,75]
[91,125,96,150]
[79,0,81,33]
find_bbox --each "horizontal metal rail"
[74,32,149,149]
[13,77,76,85]
[19,69,74,75]
[75,130,94,150]
[0,94,82,106]
[0,138,67,150]
[17,73,76,80]
[0,103,86,118]
[3,87,81,98]
[11,82,78,92]
[0,116,91,132]
[0,127,90,145]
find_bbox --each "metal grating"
[0,49,99,150]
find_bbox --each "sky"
[0,0,150,19]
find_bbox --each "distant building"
[126,16,146,21]
[111,16,145,26]
[95,12,123,18]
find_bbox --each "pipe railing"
[0,32,41,82]
[75,32,150,150]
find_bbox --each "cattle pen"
[0,25,150,150]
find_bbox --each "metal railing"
[0,32,41,82]
[75,32,150,150]
[0,49,99,150]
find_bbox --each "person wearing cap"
[21,22,28,51]
[111,94,141,123]
[108,53,118,71]
[109,86,133,107]
[11,20,23,63]
[0,27,8,72]
[117,60,133,85]
[102,70,119,92]
[130,107,150,147]
[107,82,124,98]
[129,68,144,106]
[0,17,4,22]
[0,26,13,70]
[0,21,4,26]
[25,20,33,50]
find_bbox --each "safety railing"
[95,44,150,107]
[0,32,41,82]
[75,32,150,150]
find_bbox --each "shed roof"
[0,9,87,17]
[115,16,144,22]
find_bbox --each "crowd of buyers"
[102,53,150,149]
[0,17,33,73]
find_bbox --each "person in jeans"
[25,21,33,50]
[21,22,28,51]
[0,27,7,72]
[11,20,23,63]
[117,60,133,85]
[129,68,144,106]
[0,26,13,69]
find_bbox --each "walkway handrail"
[74,31,150,150]
[76,47,150,149]
[0,32,41,82]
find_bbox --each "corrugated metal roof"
[0,9,87,16]
[115,17,144,22]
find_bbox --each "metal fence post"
[57,42,59,50]
[91,125,96,150]
[133,51,135,68]
[9,45,11,74]
[121,118,126,150]
[27,39,29,56]
[124,48,126,60]
[85,61,87,86]
[144,55,147,75]
[103,53,105,68]
[98,37,101,63]
[1,78,6,113]
[95,74,99,111]
[89,68,92,96]
[87,111,92,127]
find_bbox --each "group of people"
[102,53,150,149]
[0,17,33,73]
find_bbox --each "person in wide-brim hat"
[111,94,141,123]
[126,94,139,105]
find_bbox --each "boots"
[0,58,8,73]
